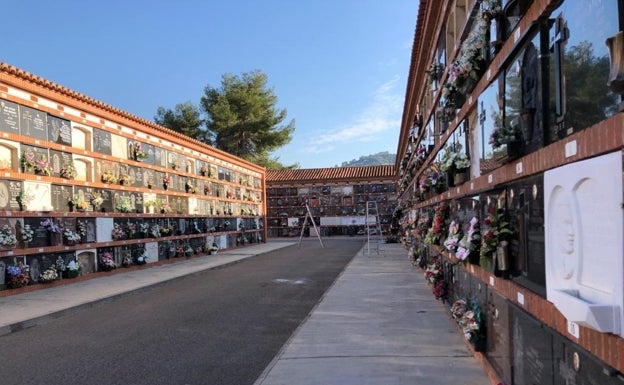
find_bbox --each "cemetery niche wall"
[396,0,624,383]
[0,63,266,291]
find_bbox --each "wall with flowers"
[397,0,624,384]
[0,64,266,292]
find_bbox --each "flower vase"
[446,169,456,188]
[471,337,486,352]
[163,184,168,191]
[506,140,523,159]
[453,169,469,186]
[49,232,62,246]
[496,240,509,271]
[479,255,493,272]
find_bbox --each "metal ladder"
[365,201,383,255]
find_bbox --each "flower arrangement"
[77,220,87,241]
[450,298,485,349]
[424,202,448,245]
[64,259,81,278]
[416,211,432,239]
[440,142,470,173]
[63,228,81,244]
[125,222,136,238]
[0,224,18,247]
[101,170,117,184]
[185,180,197,194]
[443,220,462,253]
[209,242,219,254]
[424,256,446,300]
[39,265,59,283]
[116,196,133,213]
[59,162,77,179]
[118,173,133,186]
[426,62,443,85]
[89,192,104,208]
[424,257,442,286]
[69,195,89,211]
[157,199,172,213]
[150,224,161,238]
[112,223,126,240]
[35,154,52,176]
[200,165,208,176]
[481,0,502,19]
[20,149,37,172]
[133,143,148,161]
[6,262,29,288]
[139,222,150,235]
[163,175,171,188]
[184,245,194,257]
[480,206,513,264]
[41,218,60,233]
[20,224,34,243]
[135,250,148,265]
[489,120,520,149]
[160,225,172,237]
[16,189,34,208]
[99,252,116,271]
[204,184,211,195]
[441,5,491,100]
[170,158,180,170]
[122,250,133,267]
[456,217,481,262]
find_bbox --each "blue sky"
[1,0,418,169]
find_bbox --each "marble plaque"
[19,106,47,140]
[0,179,20,210]
[95,218,114,242]
[511,303,554,385]
[0,99,20,134]
[93,128,112,155]
[47,114,72,146]
[23,181,52,211]
[49,150,72,178]
[51,184,73,212]
[545,151,624,335]
[0,260,5,285]
[144,242,158,263]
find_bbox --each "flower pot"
[505,140,523,159]
[454,170,469,186]
[446,170,456,188]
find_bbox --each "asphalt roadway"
[0,237,492,385]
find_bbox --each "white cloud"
[304,75,402,153]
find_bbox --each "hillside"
[339,151,396,167]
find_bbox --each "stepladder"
[365,201,383,255]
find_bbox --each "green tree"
[200,70,295,166]
[154,101,207,142]
[564,41,618,131]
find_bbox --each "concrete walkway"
[254,241,491,385]
[0,239,491,384]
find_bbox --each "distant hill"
[339,151,396,167]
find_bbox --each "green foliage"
[154,101,207,142]
[200,70,295,163]
[339,151,396,167]
[565,41,618,130]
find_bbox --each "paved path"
[254,242,491,385]
[0,238,492,384]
